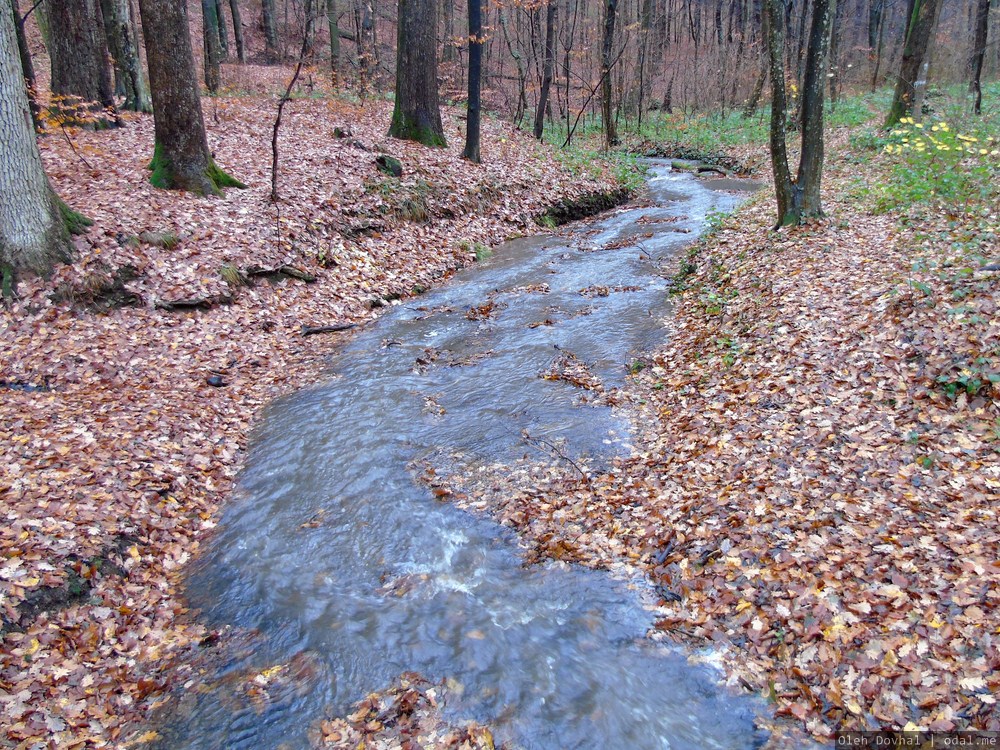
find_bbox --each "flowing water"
[157,163,769,750]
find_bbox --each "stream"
[156,162,769,750]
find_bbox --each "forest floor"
[435,121,1000,740]
[3,72,999,746]
[0,81,628,747]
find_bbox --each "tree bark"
[203,0,222,92]
[533,0,557,139]
[136,0,246,195]
[328,0,339,82]
[765,0,835,225]
[0,6,73,278]
[969,0,989,114]
[797,0,835,214]
[229,0,245,62]
[100,0,152,112]
[7,0,39,128]
[48,0,119,127]
[215,0,229,57]
[463,0,482,161]
[389,0,446,146]
[601,0,618,147]
[885,0,943,127]
[442,0,455,61]
[262,0,280,61]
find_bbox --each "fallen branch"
[300,323,356,336]
[154,294,233,311]
[246,264,317,283]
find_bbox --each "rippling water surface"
[157,164,769,750]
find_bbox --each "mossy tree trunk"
[885,0,943,127]
[389,0,446,147]
[0,7,75,280]
[764,0,836,226]
[202,0,222,92]
[136,0,245,195]
[99,0,152,112]
[48,0,120,127]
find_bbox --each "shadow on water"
[155,163,771,750]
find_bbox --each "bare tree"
[534,0,557,139]
[263,0,280,61]
[463,0,483,161]
[389,0,447,146]
[765,0,837,224]
[601,0,619,147]
[885,0,943,127]
[968,0,989,114]
[0,6,74,281]
[203,0,223,92]
[48,0,119,127]
[100,0,152,112]
[137,0,246,194]
[230,0,246,62]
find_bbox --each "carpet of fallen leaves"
[432,133,1000,740]
[0,76,624,746]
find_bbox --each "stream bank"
[150,163,772,749]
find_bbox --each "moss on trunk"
[148,141,246,196]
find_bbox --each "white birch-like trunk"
[0,7,70,277]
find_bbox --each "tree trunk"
[0,6,73,279]
[462,0,482,161]
[136,0,246,194]
[867,0,882,49]
[229,0,245,62]
[796,0,835,214]
[498,8,527,126]
[885,0,943,127]
[357,0,375,96]
[389,0,446,146]
[203,0,222,92]
[969,0,989,114]
[828,0,845,105]
[601,0,618,147]
[48,0,119,127]
[328,0,339,82]
[442,0,455,61]
[215,0,229,57]
[262,0,280,61]
[636,0,652,127]
[765,0,835,225]
[7,0,39,128]
[533,0,557,139]
[100,0,152,112]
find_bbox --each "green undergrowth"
[847,83,1000,224]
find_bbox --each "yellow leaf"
[735,600,752,613]
[25,638,41,656]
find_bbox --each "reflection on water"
[156,165,768,750]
